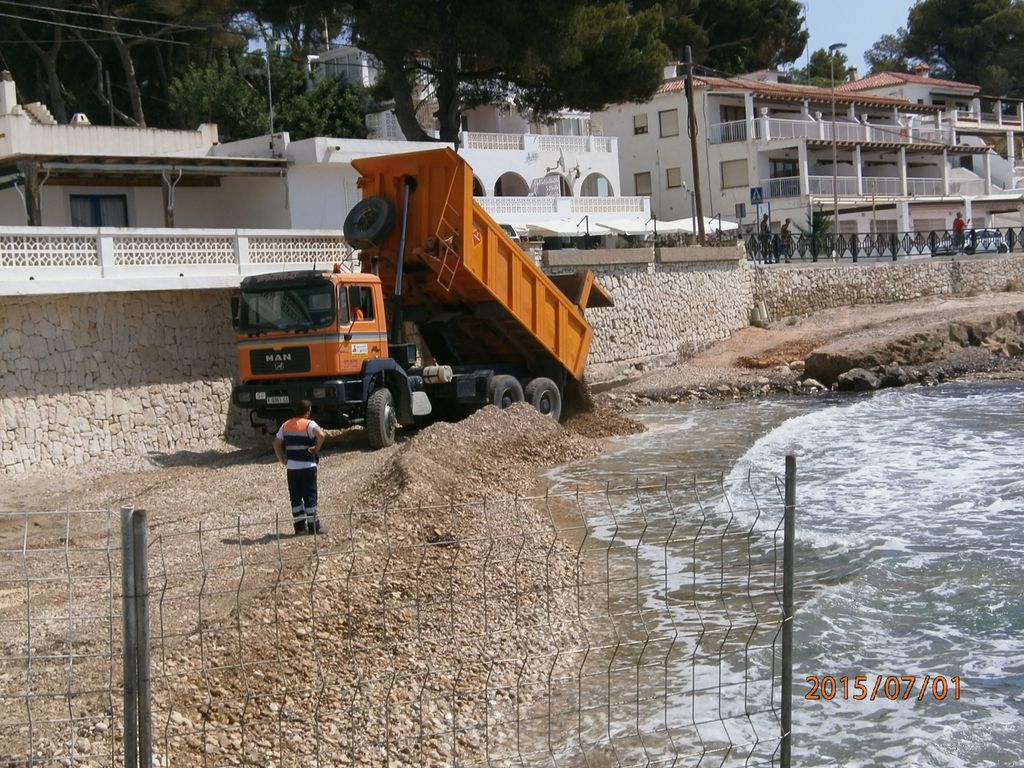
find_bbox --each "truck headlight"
[312,387,327,399]
[237,391,252,403]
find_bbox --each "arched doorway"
[494,172,529,196]
[472,176,485,196]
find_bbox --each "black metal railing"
[746,227,1022,263]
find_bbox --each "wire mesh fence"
[1,473,792,767]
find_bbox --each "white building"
[2,57,647,241]
[594,65,1023,236]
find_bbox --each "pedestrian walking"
[273,400,327,535]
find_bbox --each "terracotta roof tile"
[836,71,979,93]
[656,75,939,110]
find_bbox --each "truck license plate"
[267,395,289,405]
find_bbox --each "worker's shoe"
[293,521,307,535]
[306,520,326,535]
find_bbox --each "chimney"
[0,71,17,115]
[847,67,859,82]
[912,62,931,78]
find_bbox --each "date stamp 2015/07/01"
[805,675,962,702]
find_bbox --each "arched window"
[580,172,613,197]
[472,176,485,196]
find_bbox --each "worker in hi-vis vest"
[273,399,327,534]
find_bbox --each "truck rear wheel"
[367,388,397,449]
[489,375,524,409]
[344,196,396,250]
[525,377,562,420]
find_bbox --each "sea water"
[546,381,1024,767]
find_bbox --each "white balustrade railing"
[758,116,957,146]
[763,176,802,198]
[906,178,944,196]
[0,227,355,295]
[478,195,648,217]
[570,197,646,213]
[535,135,588,153]
[760,174,948,199]
[807,175,861,196]
[859,177,901,196]
[709,120,750,144]
[460,132,525,151]
[459,131,617,154]
[765,119,817,140]
[478,197,559,215]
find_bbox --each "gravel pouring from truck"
[231,147,612,449]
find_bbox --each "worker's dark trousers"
[286,467,319,531]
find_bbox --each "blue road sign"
[750,186,764,205]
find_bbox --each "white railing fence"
[0,227,355,295]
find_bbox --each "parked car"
[498,223,522,242]
[930,228,1009,255]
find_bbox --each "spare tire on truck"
[344,196,396,250]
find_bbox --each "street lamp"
[829,42,847,254]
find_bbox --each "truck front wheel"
[525,377,562,420]
[367,388,397,449]
[489,375,524,409]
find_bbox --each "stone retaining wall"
[753,255,1024,320]
[0,290,251,474]
[562,258,753,382]
[5,250,1024,474]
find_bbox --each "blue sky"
[800,0,917,75]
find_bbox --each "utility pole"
[685,46,706,244]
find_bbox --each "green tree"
[169,56,268,141]
[647,0,809,72]
[277,75,371,140]
[793,47,849,87]
[3,0,244,126]
[865,30,911,74]
[345,0,671,143]
[170,53,372,142]
[903,0,1024,93]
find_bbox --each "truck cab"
[232,267,422,444]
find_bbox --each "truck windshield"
[237,284,335,332]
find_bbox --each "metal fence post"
[780,456,796,768]
[120,505,138,768]
[132,509,152,768]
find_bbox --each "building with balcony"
[836,66,1024,193]
[594,66,1024,237]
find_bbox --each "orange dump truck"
[231,147,612,448]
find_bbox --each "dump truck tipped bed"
[350,148,609,381]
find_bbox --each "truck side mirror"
[230,295,241,330]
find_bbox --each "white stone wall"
[0,290,251,475]
[753,255,1024,320]
[566,257,755,382]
